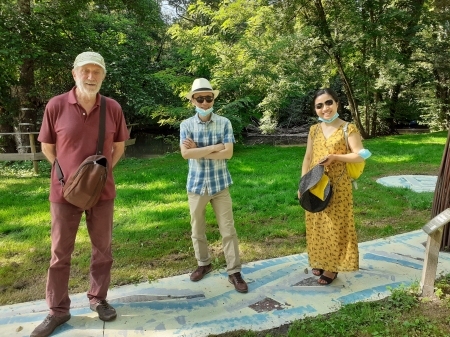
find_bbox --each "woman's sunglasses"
[315,99,334,110]
[194,96,214,103]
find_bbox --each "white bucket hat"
[73,51,106,72]
[185,78,220,100]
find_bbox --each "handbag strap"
[97,96,106,155]
[55,96,106,185]
[343,122,350,153]
[343,122,360,188]
[55,158,64,186]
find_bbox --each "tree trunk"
[0,119,16,154]
[431,129,450,251]
[434,69,450,127]
[13,0,36,153]
[386,0,425,133]
[387,83,401,133]
[371,91,382,136]
[313,0,370,139]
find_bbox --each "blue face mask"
[196,106,214,117]
[318,113,339,123]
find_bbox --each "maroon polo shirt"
[38,87,129,203]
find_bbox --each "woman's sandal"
[312,268,324,276]
[318,272,338,285]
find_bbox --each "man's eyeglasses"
[315,99,334,110]
[194,96,214,103]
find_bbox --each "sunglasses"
[315,99,334,110]
[194,96,214,103]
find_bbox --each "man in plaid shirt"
[179,78,248,293]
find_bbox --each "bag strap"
[97,96,106,155]
[343,122,350,153]
[55,96,106,185]
[343,122,360,188]
[55,158,64,186]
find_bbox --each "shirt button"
[83,113,86,115]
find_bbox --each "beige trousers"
[188,187,241,275]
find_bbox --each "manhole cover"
[249,297,284,313]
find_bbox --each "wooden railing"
[0,124,137,174]
[420,209,450,297]
[124,124,137,157]
[0,132,45,173]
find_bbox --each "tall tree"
[297,0,369,138]
[415,0,450,130]
[384,0,426,133]
[14,0,37,151]
[0,0,168,153]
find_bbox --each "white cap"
[73,52,106,72]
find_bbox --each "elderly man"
[31,51,129,337]
[179,78,248,293]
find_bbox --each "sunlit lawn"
[0,131,447,305]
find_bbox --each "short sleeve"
[308,123,320,140]
[347,123,360,137]
[179,121,188,145]
[38,100,58,144]
[223,119,235,144]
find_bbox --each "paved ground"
[2,230,449,337]
[376,175,437,193]
[0,175,443,337]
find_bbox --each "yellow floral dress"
[305,122,359,272]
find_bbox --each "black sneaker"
[90,300,117,321]
[30,313,71,337]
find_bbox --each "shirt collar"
[195,112,216,124]
[68,86,101,107]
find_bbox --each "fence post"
[420,209,450,297]
[28,133,39,174]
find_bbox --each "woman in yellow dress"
[298,88,366,285]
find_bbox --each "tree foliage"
[1,0,449,150]
[0,0,169,135]
[160,0,443,137]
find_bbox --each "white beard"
[75,78,101,99]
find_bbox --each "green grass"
[210,283,450,336]
[0,131,449,336]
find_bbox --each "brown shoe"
[228,272,248,293]
[90,299,117,321]
[30,313,71,337]
[190,264,212,282]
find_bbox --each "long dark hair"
[312,88,339,111]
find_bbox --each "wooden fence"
[0,124,137,174]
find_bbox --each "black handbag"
[299,164,332,213]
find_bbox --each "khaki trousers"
[188,188,241,275]
[46,200,114,315]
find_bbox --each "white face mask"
[318,113,339,123]
[196,107,214,117]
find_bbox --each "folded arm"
[180,137,227,159]
[204,142,233,160]
[320,132,365,166]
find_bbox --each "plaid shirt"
[180,112,235,195]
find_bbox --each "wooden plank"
[0,153,46,161]
[421,228,444,297]
[423,208,450,234]
[29,133,39,173]
[125,138,136,146]
[34,152,46,160]
[0,132,40,135]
